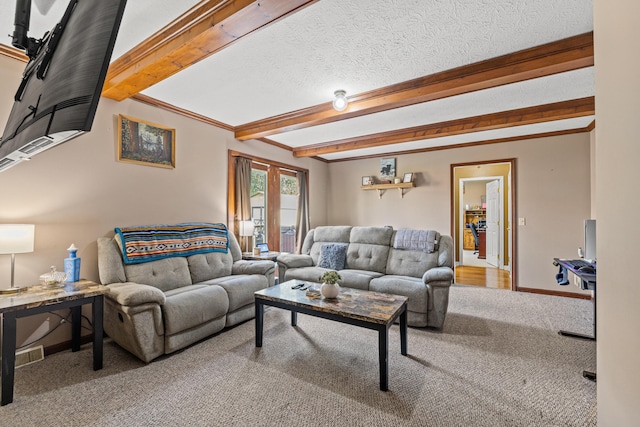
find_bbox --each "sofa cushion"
[163,285,229,335]
[350,226,393,245]
[318,243,348,270]
[123,257,192,292]
[97,237,127,284]
[338,269,383,290]
[284,266,329,283]
[346,243,390,274]
[313,226,352,243]
[385,248,439,278]
[187,251,233,283]
[205,275,268,312]
[369,275,430,313]
[309,226,352,265]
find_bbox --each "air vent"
[0,157,16,171]
[15,345,45,368]
[19,136,56,155]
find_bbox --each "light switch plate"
[518,218,526,226]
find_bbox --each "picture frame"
[403,172,414,183]
[362,176,374,186]
[379,158,396,179]
[117,114,175,168]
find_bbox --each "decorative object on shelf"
[0,224,35,294]
[332,90,348,111]
[64,243,81,283]
[394,177,402,184]
[379,157,396,179]
[239,220,255,253]
[319,270,341,299]
[379,179,392,184]
[403,172,414,183]
[362,176,373,186]
[117,114,176,169]
[40,266,68,286]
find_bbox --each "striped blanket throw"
[115,222,228,265]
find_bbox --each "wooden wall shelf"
[361,182,415,198]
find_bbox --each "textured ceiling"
[0,0,594,161]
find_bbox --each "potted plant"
[319,270,341,298]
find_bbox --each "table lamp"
[0,224,35,295]
[239,220,254,253]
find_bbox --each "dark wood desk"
[0,280,108,405]
[477,229,486,259]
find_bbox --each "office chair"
[469,222,479,255]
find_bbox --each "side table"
[242,251,280,262]
[0,279,108,405]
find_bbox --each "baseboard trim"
[517,286,592,300]
[44,334,94,356]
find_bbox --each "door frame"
[451,159,517,291]
[458,175,504,268]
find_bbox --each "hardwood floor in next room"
[455,265,511,289]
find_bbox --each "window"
[228,151,308,253]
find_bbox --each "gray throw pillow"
[318,243,348,270]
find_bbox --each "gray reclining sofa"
[277,226,454,328]
[97,223,275,362]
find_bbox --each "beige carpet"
[1,285,596,426]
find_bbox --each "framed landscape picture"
[117,114,175,168]
[379,158,396,179]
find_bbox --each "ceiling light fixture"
[332,90,348,112]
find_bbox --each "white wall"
[0,53,328,347]
[327,133,592,294]
[594,0,640,424]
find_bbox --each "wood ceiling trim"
[235,32,593,140]
[102,0,319,101]
[0,43,28,62]
[325,126,594,163]
[132,94,233,131]
[292,97,595,157]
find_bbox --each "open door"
[485,179,501,267]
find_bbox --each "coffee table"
[254,280,408,391]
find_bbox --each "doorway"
[451,160,515,290]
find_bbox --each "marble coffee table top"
[255,280,407,325]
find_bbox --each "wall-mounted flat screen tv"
[0,0,127,172]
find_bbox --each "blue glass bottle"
[64,243,81,282]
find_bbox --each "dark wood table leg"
[291,310,297,326]
[1,312,17,405]
[400,308,408,356]
[71,305,82,352]
[93,295,104,370]
[255,300,264,347]
[379,326,389,391]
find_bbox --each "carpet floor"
[1,284,596,426]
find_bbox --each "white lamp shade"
[0,224,35,254]
[239,221,255,237]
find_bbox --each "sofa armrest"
[277,253,314,268]
[232,260,276,276]
[422,267,454,286]
[106,282,166,306]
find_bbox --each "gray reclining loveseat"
[97,223,275,362]
[277,226,454,328]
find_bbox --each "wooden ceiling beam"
[102,0,319,101]
[292,97,595,157]
[235,32,594,141]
